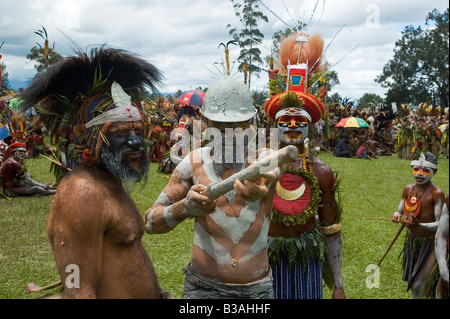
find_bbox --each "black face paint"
[101,122,149,184]
[106,122,146,154]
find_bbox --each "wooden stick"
[319,145,333,154]
[357,188,376,208]
[0,192,11,200]
[368,225,405,280]
[202,145,299,200]
[26,281,62,293]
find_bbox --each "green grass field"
[0,152,448,299]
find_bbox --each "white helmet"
[201,76,256,123]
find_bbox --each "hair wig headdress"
[21,46,163,164]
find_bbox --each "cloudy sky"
[1,0,448,100]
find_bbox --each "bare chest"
[105,198,145,246]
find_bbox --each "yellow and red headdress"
[264,33,326,124]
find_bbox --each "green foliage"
[252,89,268,107]
[375,8,449,107]
[26,47,63,75]
[357,93,384,110]
[0,153,448,299]
[1,62,11,91]
[227,0,269,87]
[268,227,327,268]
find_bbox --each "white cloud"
[1,0,448,100]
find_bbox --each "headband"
[84,82,142,129]
[411,153,437,169]
[275,107,312,122]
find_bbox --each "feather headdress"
[21,46,163,164]
[265,33,326,124]
[277,33,326,76]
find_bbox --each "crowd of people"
[0,102,56,197]
[139,99,450,169]
[0,38,448,301]
[3,89,448,181]
[322,102,449,160]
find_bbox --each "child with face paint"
[391,152,446,298]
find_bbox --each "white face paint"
[277,115,309,145]
[14,149,26,160]
[411,153,437,185]
[412,164,435,185]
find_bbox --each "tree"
[252,89,268,107]
[314,69,340,98]
[357,93,384,110]
[375,9,449,108]
[26,47,63,75]
[227,0,268,89]
[1,62,10,93]
[26,26,63,76]
[0,41,8,93]
[328,92,342,104]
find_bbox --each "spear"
[368,224,405,280]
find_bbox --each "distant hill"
[9,78,31,91]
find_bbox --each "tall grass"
[0,152,448,299]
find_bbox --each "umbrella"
[335,116,369,128]
[0,124,11,140]
[177,90,205,106]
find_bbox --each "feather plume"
[111,81,132,108]
[277,33,326,76]
[20,46,163,136]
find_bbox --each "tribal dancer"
[21,47,168,298]
[435,195,449,299]
[264,33,345,299]
[145,75,279,299]
[392,152,446,298]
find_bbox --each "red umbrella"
[177,90,205,106]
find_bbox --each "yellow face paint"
[277,115,308,128]
[412,166,433,177]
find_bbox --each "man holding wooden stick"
[391,152,446,298]
[145,76,284,299]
